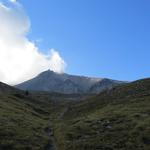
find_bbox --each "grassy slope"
[0,78,150,150]
[0,91,58,150]
[0,87,75,150]
[53,79,150,150]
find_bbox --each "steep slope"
[16,70,123,94]
[52,78,150,150]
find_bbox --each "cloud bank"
[0,1,66,84]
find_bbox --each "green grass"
[53,78,150,150]
[0,90,75,150]
[0,78,150,150]
[0,93,52,150]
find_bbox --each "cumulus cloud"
[0,1,66,85]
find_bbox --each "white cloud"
[0,1,67,85]
[49,49,67,74]
[9,0,16,3]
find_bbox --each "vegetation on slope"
[0,85,77,150]
[0,92,50,149]
[0,78,150,150]
[53,78,150,150]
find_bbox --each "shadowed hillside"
[0,82,20,94]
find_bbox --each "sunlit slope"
[54,78,150,150]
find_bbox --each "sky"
[0,0,150,84]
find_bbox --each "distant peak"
[47,69,55,73]
[42,69,55,73]
[38,69,65,78]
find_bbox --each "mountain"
[15,70,124,94]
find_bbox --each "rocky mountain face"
[15,70,124,94]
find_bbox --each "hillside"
[0,90,50,149]
[52,78,150,150]
[0,78,150,150]
[16,70,123,94]
[0,83,72,150]
[0,82,20,94]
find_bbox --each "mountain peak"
[15,71,124,94]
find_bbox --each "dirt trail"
[45,106,70,150]
[59,107,69,119]
[45,121,58,150]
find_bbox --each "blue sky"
[20,0,150,81]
